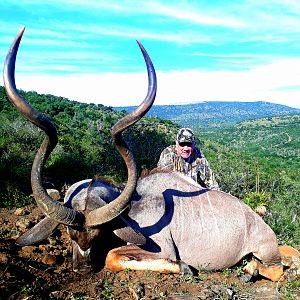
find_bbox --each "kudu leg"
[105,244,191,274]
[278,244,300,266]
[242,240,284,281]
[254,244,300,281]
[243,244,300,281]
[243,259,283,282]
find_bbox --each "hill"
[206,114,300,161]
[0,86,179,206]
[115,101,300,132]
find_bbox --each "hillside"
[115,101,300,132]
[0,86,179,206]
[206,114,300,161]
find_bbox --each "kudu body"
[5,27,297,281]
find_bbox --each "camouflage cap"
[176,128,195,143]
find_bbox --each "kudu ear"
[16,217,59,246]
[113,227,146,245]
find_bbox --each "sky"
[1,1,300,109]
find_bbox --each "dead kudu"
[4,27,298,281]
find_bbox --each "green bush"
[242,192,271,208]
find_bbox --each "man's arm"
[195,155,219,190]
[203,159,219,190]
[157,146,176,171]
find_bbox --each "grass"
[279,280,300,300]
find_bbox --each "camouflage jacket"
[157,145,219,190]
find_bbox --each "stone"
[16,218,31,231]
[39,244,50,252]
[21,246,35,257]
[167,296,200,300]
[0,253,9,264]
[250,286,283,300]
[255,205,267,217]
[41,254,56,266]
[14,208,25,216]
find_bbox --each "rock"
[284,256,300,280]
[219,287,234,299]
[39,244,50,252]
[51,249,62,256]
[46,189,61,201]
[255,205,267,217]
[237,286,284,300]
[129,282,145,300]
[239,273,253,283]
[167,296,200,300]
[15,218,31,231]
[14,207,30,216]
[9,229,20,239]
[20,246,35,257]
[0,253,9,264]
[210,285,234,299]
[250,286,283,300]
[41,254,56,265]
[48,237,57,246]
[198,288,216,299]
[14,208,25,216]
[49,290,68,298]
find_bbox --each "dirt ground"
[0,204,299,300]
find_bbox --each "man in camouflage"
[157,128,219,190]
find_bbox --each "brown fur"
[140,167,171,179]
[243,259,283,281]
[279,245,300,258]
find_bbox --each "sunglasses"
[179,142,192,147]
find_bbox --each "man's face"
[176,141,194,159]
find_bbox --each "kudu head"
[4,27,157,272]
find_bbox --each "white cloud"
[2,58,300,109]
[143,2,244,28]
[156,59,300,108]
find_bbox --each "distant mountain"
[114,101,300,133]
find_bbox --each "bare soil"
[0,205,299,300]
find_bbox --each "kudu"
[4,27,298,281]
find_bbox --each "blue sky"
[1,0,300,108]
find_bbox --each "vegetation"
[0,86,178,207]
[0,85,299,247]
